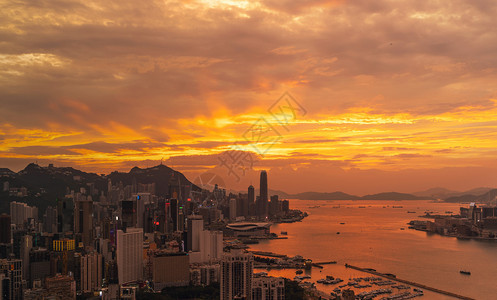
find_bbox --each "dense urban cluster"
[0,164,304,299]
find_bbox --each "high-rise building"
[117,228,143,285]
[74,199,93,246]
[258,171,268,218]
[57,198,74,233]
[0,258,22,300]
[252,276,285,300]
[43,206,57,233]
[248,185,255,212]
[220,249,253,300]
[229,198,237,220]
[0,214,11,244]
[186,216,203,252]
[20,235,32,285]
[81,251,103,293]
[121,200,137,229]
[170,199,179,232]
[10,202,37,226]
[281,200,290,212]
[29,248,51,288]
[269,195,279,216]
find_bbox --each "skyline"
[2,0,497,194]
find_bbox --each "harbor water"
[251,200,497,299]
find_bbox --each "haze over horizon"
[2,0,497,194]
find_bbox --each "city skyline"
[2,0,497,195]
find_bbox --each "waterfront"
[252,200,497,300]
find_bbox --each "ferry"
[460,270,471,275]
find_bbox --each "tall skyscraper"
[117,228,143,285]
[186,215,203,252]
[269,195,279,216]
[170,199,179,232]
[248,185,255,216]
[74,199,93,247]
[81,251,103,293]
[220,249,253,300]
[0,214,11,244]
[258,171,268,218]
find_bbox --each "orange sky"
[1,0,497,194]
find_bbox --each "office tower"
[0,214,10,244]
[20,235,32,285]
[170,199,179,232]
[57,198,74,233]
[281,200,289,212]
[258,171,268,218]
[134,193,151,229]
[74,199,93,246]
[187,216,203,252]
[252,276,285,300]
[269,195,279,216]
[29,248,51,288]
[117,228,143,285]
[81,251,103,293]
[43,206,57,233]
[120,200,137,229]
[220,249,253,300]
[229,198,237,220]
[9,202,37,226]
[248,185,255,211]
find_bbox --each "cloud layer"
[1,0,497,194]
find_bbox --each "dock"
[345,264,475,300]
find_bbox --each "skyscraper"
[117,228,143,285]
[0,214,11,244]
[258,171,268,218]
[74,199,93,247]
[220,249,253,300]
[248,185,255,216]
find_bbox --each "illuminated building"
[117,228,143,284]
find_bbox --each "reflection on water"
[251,200,497,300]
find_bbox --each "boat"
[407,211,416,213]
[460,270,471,275]
[336,232,340,234]
[392,206,403,208]
[281,231,288,235]
[340,222,345,225]
[296,269,303,275]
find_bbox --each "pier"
[345,264,475,300]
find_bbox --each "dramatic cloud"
[1,0,497,193]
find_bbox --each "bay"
[251,200,497,299]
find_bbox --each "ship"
[460,270,471,275]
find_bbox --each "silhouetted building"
[0,214,10,244]
[121,200,137,229]
[281,200,289,213]
[258,171,268,219]
[57,198,74,233]
[269,195,279,216]
[170,199,179,232]
[74,199,93,247]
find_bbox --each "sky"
[2,0,497,195]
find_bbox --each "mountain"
[107,164,201,197]
[445,189,497,203]
[361,192,428,200]
[292,191,359,200]
[413,187,493,200]
[0,163,200,215]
